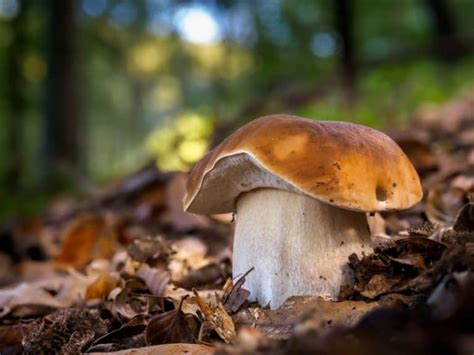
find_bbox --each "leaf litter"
[2,92,474,354]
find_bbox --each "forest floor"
[1,92,474,354]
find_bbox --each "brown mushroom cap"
[184,115,423,214]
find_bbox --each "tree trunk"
[5,0,26,192]
[43,0,80,188]
[424,0,465,61]
[334,0,356,102]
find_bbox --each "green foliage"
[1,0,474,219]
[146,111,213,171]
[298,59,474,128]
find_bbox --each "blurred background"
[1,0,474,221]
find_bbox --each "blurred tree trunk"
[5,0,26,192]
[43,0,81,188]
[424,0,465,61]
[334,0,356,102]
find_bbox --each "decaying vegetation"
[1,92,474,354]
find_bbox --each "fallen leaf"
[0,283,60,317]
[232,296,380,338]
[169,238,213,282]
[426,183,467,226]
[136,264,170,297]
[453,202,474,232]
[165,286,223,317]
[193,290,236,343]
[90,343,214,355]
[394,237,446,265]
[222,268,252,314]
[360,274,404,299]
[176,263,227,289]
[87,315,148,352]
[112,279,147,319]
[0,270,97,318]
[389,255,426,271]
[55,214,117,269]
[128,235,171,264]
[145,297,199,345]
[86,273,118,300]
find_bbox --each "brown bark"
[334,0,356,102]
[5,0,26,191]
[424,0,466,61]
[43,0,81,187]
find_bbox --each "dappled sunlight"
[146,112,213,171]
[127,41,169,76]
[22,52,47,82]
[174,4,221,45]
[184,42,253,79]
[148,76,182,111]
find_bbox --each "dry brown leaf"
[389,255,426,271]
[88,315,148,351]
[394,237,446,264]
[165,286,222,316]
[90,343,214,355]
[193,290,236,344]
[0,283,63,317]
[55,214,117,269]
[169,238,213,282]
[233,296,379,338]
[86,273,118,300]
[176,263,227,289]
[360,274,403,299]
[136,264,170,297]
[453,202,474,232]
[145,297,199,345]
[0,271,97,318]
[222,268,252,314]
[426,183,467,226]
[128,235,171,264]
[112,279,147,319]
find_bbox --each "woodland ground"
[1,92,474,354]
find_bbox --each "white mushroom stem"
[233,188,371,309]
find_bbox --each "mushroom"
[183,115,422,309]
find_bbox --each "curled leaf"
[453,202,474,232]
[137,264,170,297]
[193,290,236,344]
[222,267,253,314]
[113,279,146,319]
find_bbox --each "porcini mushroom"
[183,115,422,308]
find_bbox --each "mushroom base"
[233,188,371,309]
